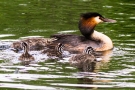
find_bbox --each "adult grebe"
[51,12,116,53]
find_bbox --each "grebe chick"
[18,42,35,63]
[69,46,96,72]
[11,37,56,52]
[42,43,64,57]
[51,12,116,53]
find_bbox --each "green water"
[0,0,135,89]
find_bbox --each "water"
[0,0,135,89]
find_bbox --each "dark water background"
[0,0,135,89]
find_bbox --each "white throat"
[91,30,113,51]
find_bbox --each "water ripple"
[0,83,56,90]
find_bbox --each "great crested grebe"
[18,42,35,62]
[69,46,96,72]
[42,43,64,57]
[51,12,116,53]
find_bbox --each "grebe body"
[51,12,116,53]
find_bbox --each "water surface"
[0,0,135,89]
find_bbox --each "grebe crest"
[79,12,116,39]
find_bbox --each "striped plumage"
[18,42,35,63]
[69,46,96,72]
[55,43,64,54]
[83,46,94,54]
[42,43,64,57]
[11,37,56,52]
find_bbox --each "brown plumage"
[18,42,35,63]
[69,46,96,72]
[42,43,64,57]
[11,37,56,52]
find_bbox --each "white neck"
[91,31,113,51]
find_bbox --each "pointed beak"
[100,17,117,23]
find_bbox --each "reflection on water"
[0,34,15,38]
[0,0,135,89]
[0,40,134,89]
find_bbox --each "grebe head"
[79,12,116,39]
[21,41,29,54]
[21,41,28,48]
[55,43,64,54]
[83,46,95,54]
